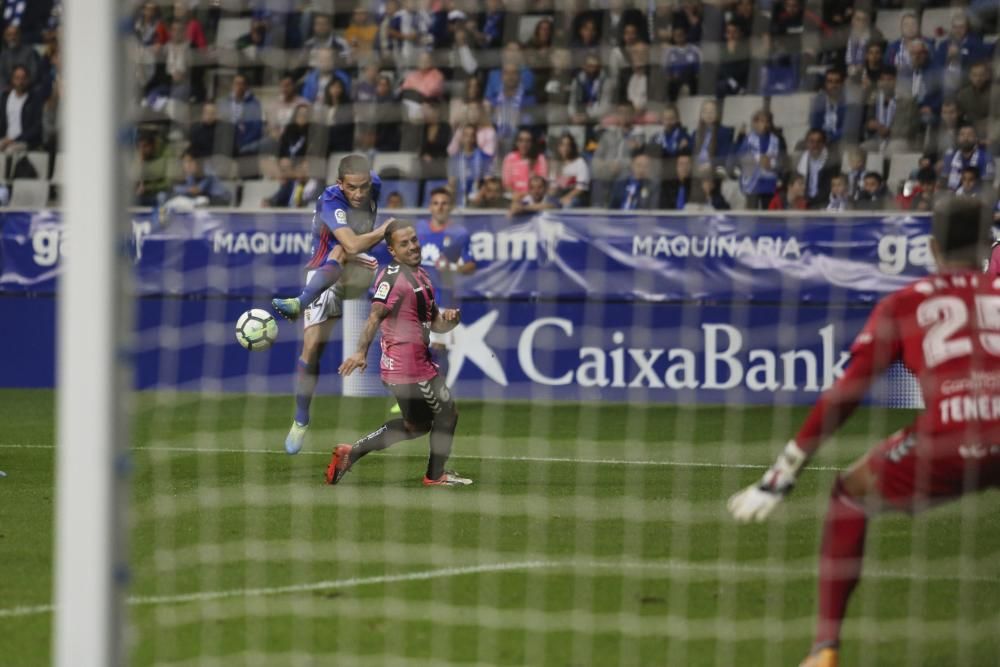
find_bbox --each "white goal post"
[53,0,129,665]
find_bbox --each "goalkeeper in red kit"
[728,197,1000,667]
[329,219,472,487]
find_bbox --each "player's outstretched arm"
[728,298,896,523]
[333,217,395,255]
[338,303,390,376]
[431,308,461,334]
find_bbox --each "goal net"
[37,1,1000,666]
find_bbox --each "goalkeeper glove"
[727,440,808,523]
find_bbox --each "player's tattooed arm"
[338,304,390,376]
[431,308,461,334]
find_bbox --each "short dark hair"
[429,187,452,201]
[338,154,370,180]
[932,196,990,264]
[863,171,883,183]
[384,218,415,247]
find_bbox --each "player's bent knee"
[840,456,878,500]
[404,420,431,436]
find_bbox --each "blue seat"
[378,180,420,209]
[421,179,449,206]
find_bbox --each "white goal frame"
[53,0,129,665]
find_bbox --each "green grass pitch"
[1,388,999,666]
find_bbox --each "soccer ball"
[235,309,278,351]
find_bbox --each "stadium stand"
[0,1,997,213]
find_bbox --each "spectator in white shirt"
[549,133,590,208]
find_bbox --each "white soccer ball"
[235,308,278,351]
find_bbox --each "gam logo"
[878,234,933,275]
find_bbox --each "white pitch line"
[3,557,996,620]
[0,443,844,472]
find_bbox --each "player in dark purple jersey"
[385,187,476,416]
[270,155,389,455]
[329,219,473,487]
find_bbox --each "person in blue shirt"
[735,109,783,209]
[934,11,987,94]
[221,73,263,157]
[610,154,660,210]
[808,69,860,147]
[271,154,390,455]
[942,124,995,191]
[417,187,476,375]
[448,125,493,207]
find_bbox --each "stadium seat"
[675,95,714,129]
[421,179,448,206]
[886,152,922,190]
[378,180,420,208]
[547,125,587,151]
[720,178,746,209]
[721,95,765,128]
[22,152,50,179]
[865,152,885,176]
[326,152,353,183]
[782,124,810,151]
[373,152,418,179]
[239,180,280,209]
[9,180,49,207]
[215,17,251,48]
[207,155,237,180]
[50,155,62,184]
[517,15,548,43]
[875,9,904,42]
[768,93,812,133]
[920,8,955,40]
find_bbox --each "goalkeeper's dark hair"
[384,218,415,248]
[337,154,371,180]
[931,195,991,265]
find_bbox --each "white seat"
[215,17,251,49]
[720,178,745,209]
[782,124,811,151]
[674,95,714,130]
[886,152,922,189]
[920,8,955,40]
[50,154,63,184]
[517,15,549,43]
[547,124,586,150]
[865,152,884,175]
[721,95,765,129]
[875,9,905,42]
[9,180,49,207]
[23,151,50,179]
[239,180,281,209]
[768,93,813,133]
[372,151,418,178]
[326,152,354,183]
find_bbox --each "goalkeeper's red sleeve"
[794,298,901,456]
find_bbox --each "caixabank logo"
[446,307,853,396]
[445,305,923,407]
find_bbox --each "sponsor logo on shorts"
[374,281,391,300]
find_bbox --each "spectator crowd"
[2,0,1000,219]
